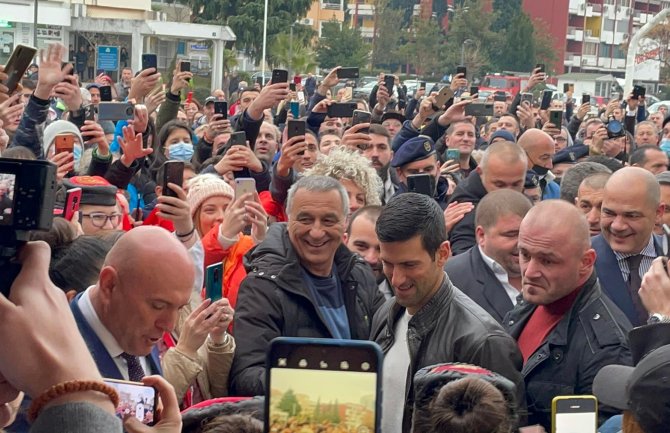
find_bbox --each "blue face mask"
[168,142,194,161]
[660,138,670,154]
[73,146,82,166]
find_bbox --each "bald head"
[605,166,660,209]
[523,200,591,252]
[518,129,555,170]
[105,226,193,279]
[93,226,195,355]
[480,141,527,170]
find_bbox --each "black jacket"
[229,223,385,396]
[504,272,633,429]
[370,273,525,433]
[444,245,516,324]
[447,170,488,255]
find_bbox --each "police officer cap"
[552,145,589,165]
[391,135,436,168]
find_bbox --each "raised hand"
[119,125,152,167]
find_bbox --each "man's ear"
[98,266,119,300]
[436,240,451,268]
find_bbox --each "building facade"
[523,0,668,88]
[0,0,235,90]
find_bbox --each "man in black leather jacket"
[230,176,385,397]
[504,200,632,430]
[370,193,524,433]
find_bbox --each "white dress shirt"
[78,288,151,380]
[478,246,520,306]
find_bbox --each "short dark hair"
[629,145,663,166]
[426,377,511,433]
[446,119,476,136]
[475,190,531,230]
[559,161,612,203]
[21,78,36,90]
[583,155,623,173]
[346,205,383,235]
[376,193,446,257]
[369,123,390,139]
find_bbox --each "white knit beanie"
[186,174,234,217]
[42,120,84,156]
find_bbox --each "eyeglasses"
[82,212,122,228]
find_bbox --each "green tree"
[395,17,444,77]
[184,0,313,63]
[277,389,301,417]
[532,18,558,74]
[316,20,370,69]
[441,0,497,78]
[267,32,318,73]
[490,0,521,32]
[371,1,405,69]
[496,11,536,72]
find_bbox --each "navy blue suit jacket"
[592,234,661,327]
[70,292,162,379]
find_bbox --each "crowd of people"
[1,40,670,433]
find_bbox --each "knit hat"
[42,120,83,156]
[186,174,235,217]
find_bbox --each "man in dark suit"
[445,189,532,324]
[593,167,664,327]
[70,226,195,380]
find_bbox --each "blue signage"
[97,45,119,71]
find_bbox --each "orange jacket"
[200,224,255,309]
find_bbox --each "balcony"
[321,2,342,11]
[567,26,584,41]
[346,3,375,16]
[564,53,582,67]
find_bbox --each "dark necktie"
[120,352,146,382]
[626,254,648,324]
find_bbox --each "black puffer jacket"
[504,272,633,430]
[229,223,385,396]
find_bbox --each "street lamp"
[460,38,473,66]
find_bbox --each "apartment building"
[524,0,668,87]
[0,0,234,89]
[304,0,346,37]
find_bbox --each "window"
[599,44,612,57]
[603,18,615,31]
[583,42,598,56]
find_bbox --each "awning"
[144,21,235,42]
[1,2,71,27]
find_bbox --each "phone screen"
[0,173,16,226]
[205,262,224,302]
[554,397,597,433]
[104,379,156,425]
[267,339,381,433]
[555,412,596,433]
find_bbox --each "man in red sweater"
[504,199,632,430]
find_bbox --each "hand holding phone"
[160,161,184,198]
[266,338,382,433]
[205,262,224,302]
[104,379,157,425]
[64,188,82,222]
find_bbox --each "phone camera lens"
[126,107,134,116]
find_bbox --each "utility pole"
[33,0,38,48]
